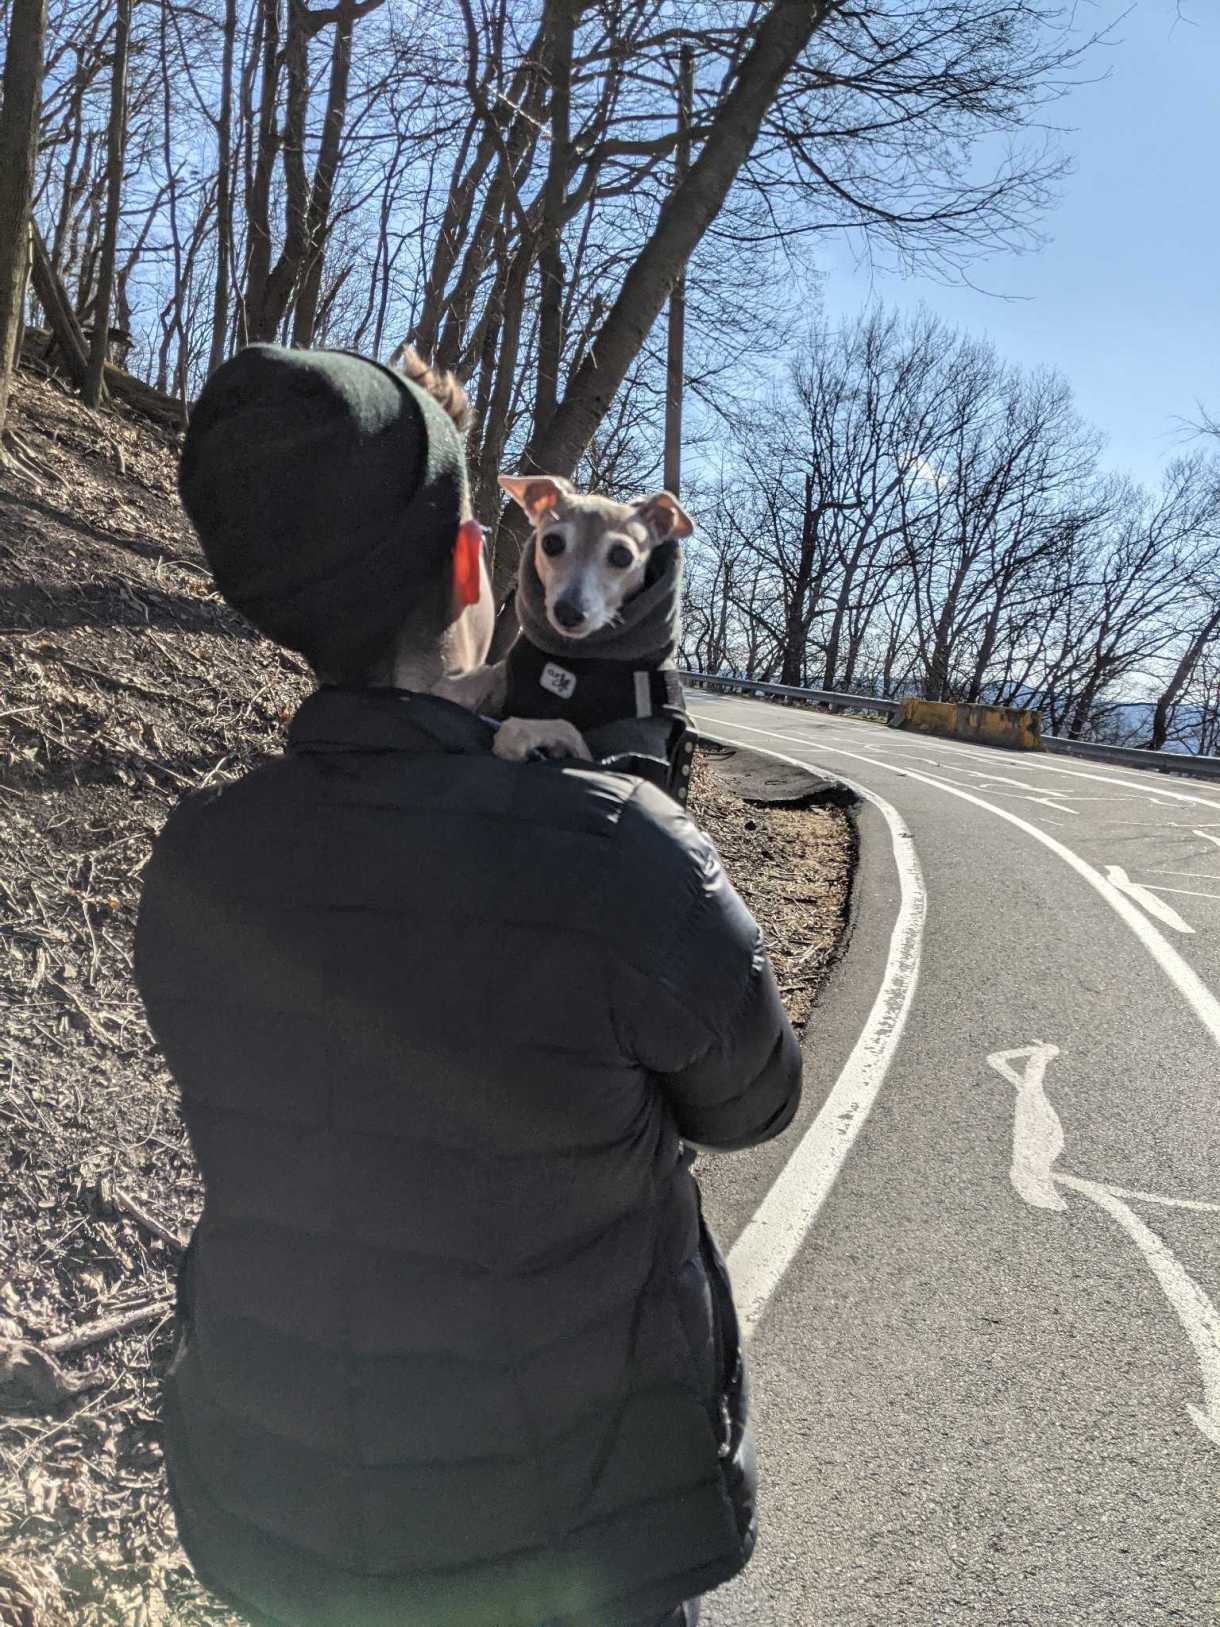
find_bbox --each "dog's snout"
[553,598,586,630]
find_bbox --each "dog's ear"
[635,491,694,543]
[498,474,572,522]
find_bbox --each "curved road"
[691,693,1220,1626]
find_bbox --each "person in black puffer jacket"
[135,346,802,1627]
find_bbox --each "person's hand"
[493,718,593,763]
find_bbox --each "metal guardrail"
[678,670,901,718]
[1040,733,1220,779]
[679,670,1220,782]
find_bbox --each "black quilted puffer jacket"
[134,687,802,1627]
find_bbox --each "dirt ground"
[0,368,852,1627]
[685,752,851,1027]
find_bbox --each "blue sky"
[816,1,1219,491]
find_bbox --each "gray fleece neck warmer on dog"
[513,538,684,666]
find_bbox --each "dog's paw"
[493,718,593,763]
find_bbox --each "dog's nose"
[553,599,586,630]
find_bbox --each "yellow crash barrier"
[892,697,1042,751]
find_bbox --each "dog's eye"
[607,543,634,569]
[541,531,565,557]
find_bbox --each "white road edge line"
[721,749,926,1345]
[700,714,1220,1054]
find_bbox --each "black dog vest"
[503,637,685,732]
[502,639,694,804]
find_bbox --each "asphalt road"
[690,695,1220,1627]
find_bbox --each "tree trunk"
[822,534,874,691]
[472,241,533,524]
[411,16,544,361]
[435,107,544,375]
[31,222,184,425]
[84,0,129,409]
[663,44,694,497]
[49,58,88,275]
[1066,672,1103,740]
[821,592,847,691]
[208,0,238,375]
[494,0,834,595]
[533,0,574,440]
[246,0,310,343]
[923,561,970,701]
[0,0,48,440]
[1145,604,1220,750]
[781,474,817,686]
[157,0,190,403]
[292,0,381,346]
[240,0,282,343]
[965,591,1008,703]
[30,222,89,386]
[417,17,546,368]
[411,116,483,358]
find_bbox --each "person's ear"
[452,518,484,609]
[498,473,572,522]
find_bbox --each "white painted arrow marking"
[986,1044,1067,1210]
[987,1042,1220,1448]
[1054,1174,1220,1448]
[1104,865,1195,935]
[1099,1184,1220,1215]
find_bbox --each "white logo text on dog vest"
[540,662,577,699]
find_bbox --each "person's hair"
[388,343,473,437]
[317,345,473,686]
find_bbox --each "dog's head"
[499,474,693,640]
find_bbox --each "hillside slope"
[0,370,311,1626]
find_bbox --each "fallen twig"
[110,1185,186,1251]
[42,1297,174,1357]
[45,974,114,1048]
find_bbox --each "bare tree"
[680,304,1220,754]
[533,0,575,438]
[208,0,238,374]
[291,0,388,347]
[1146,601,1220,750]
[83,0,129,408]
[1141,457,1220,748]
[500,1,841,572]
[0,0,48,446]
[1039,465,1211,739]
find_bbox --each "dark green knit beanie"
[178,345,469,674]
